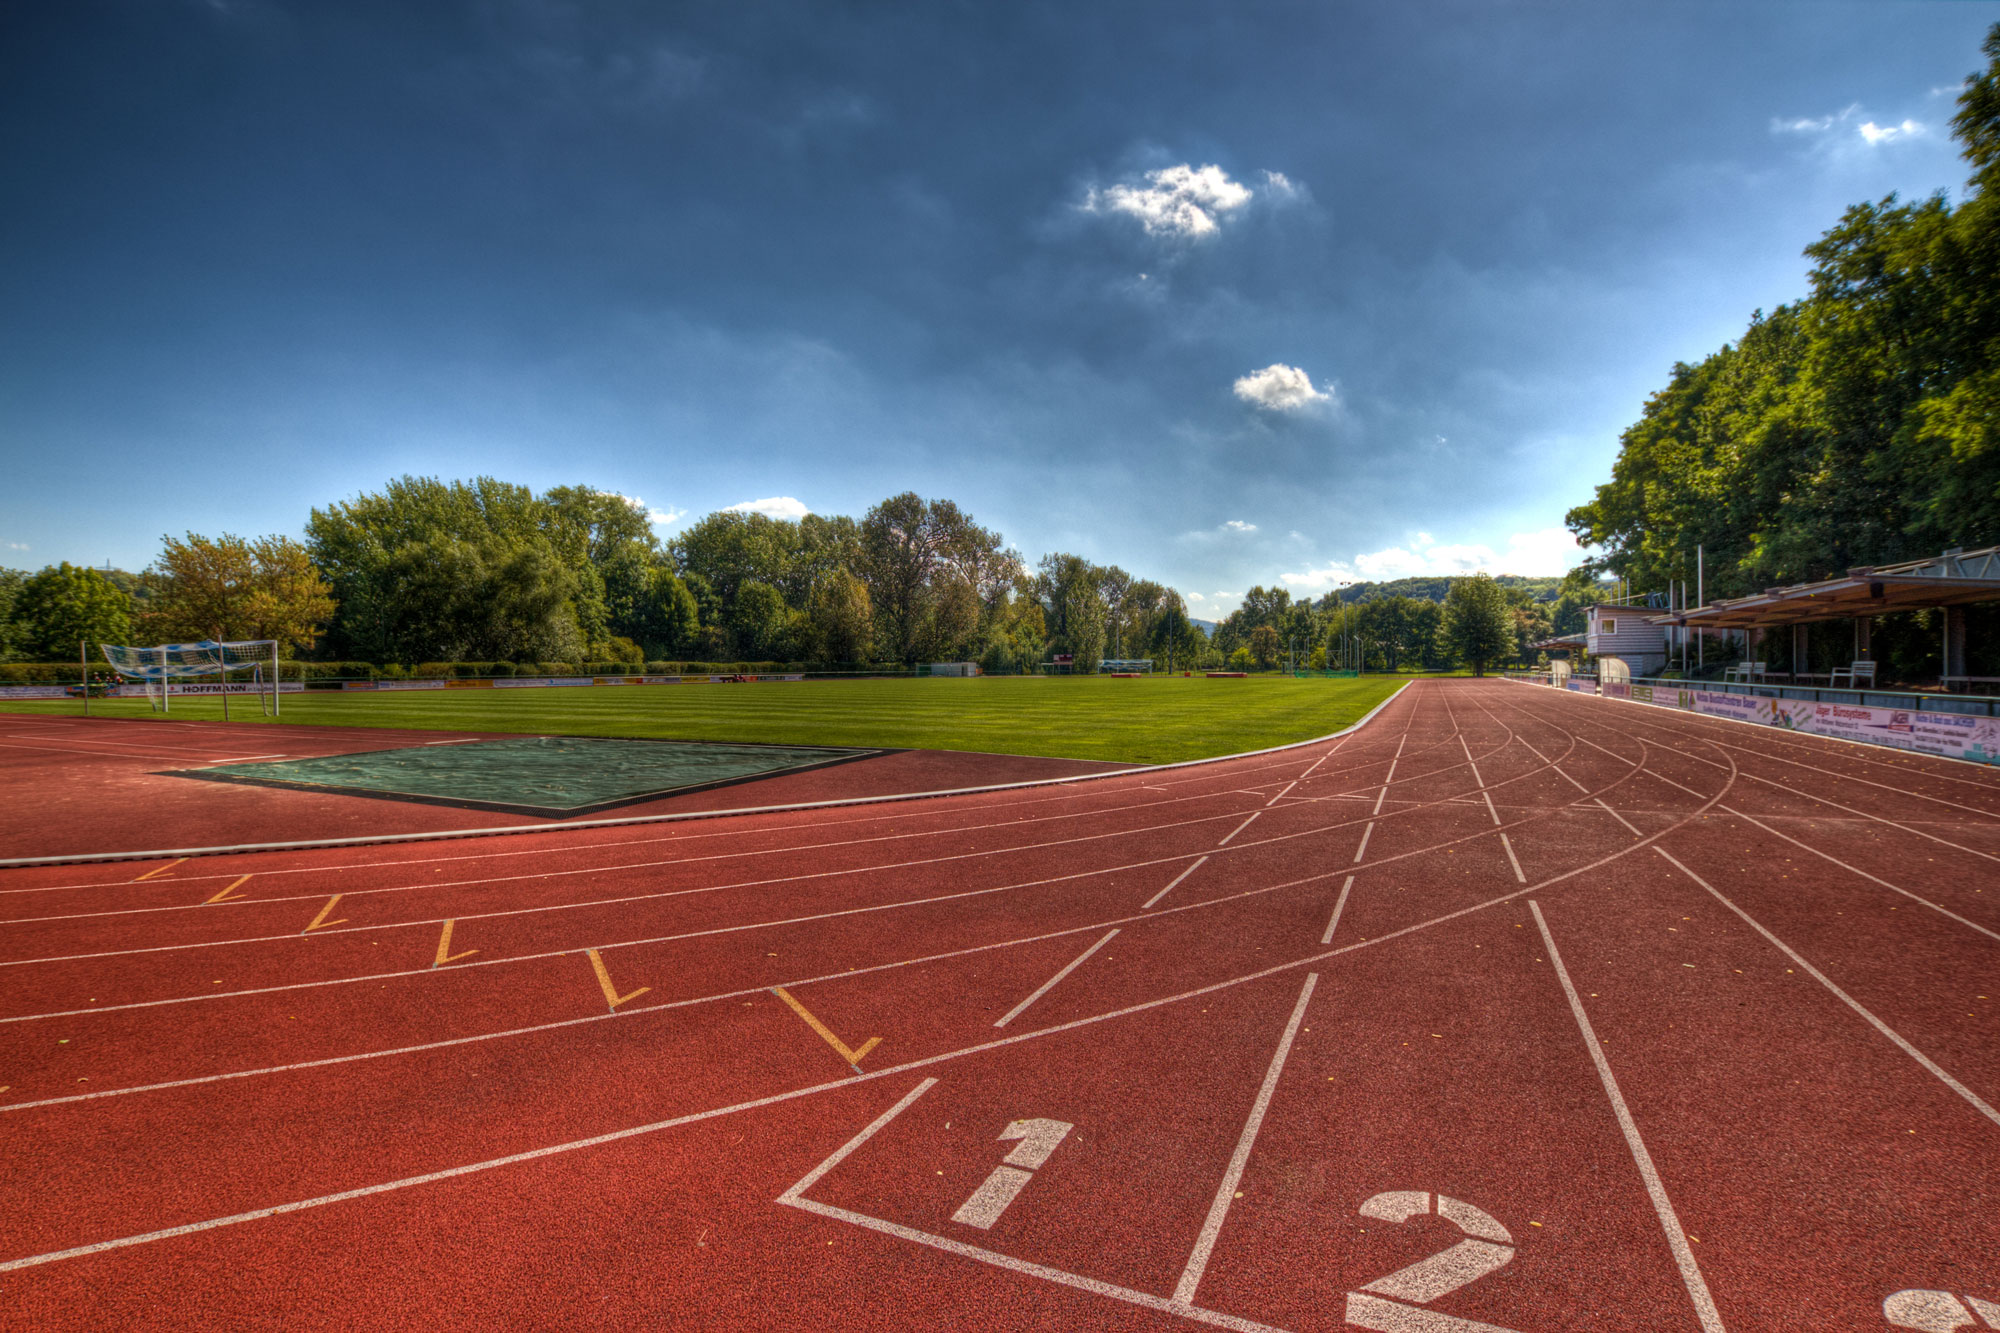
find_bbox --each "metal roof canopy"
[1530,632,1587,650]
[1649,546,2000,629]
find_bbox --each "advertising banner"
[1614,683,2000,765]
[0,685,72,698]
[110,681,307,697]
[372,680,446,692]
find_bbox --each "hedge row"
[1,660,915,682]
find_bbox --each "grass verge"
[0,674,1407,765]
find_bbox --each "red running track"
[0,712,1129,860]
[0,678,1995,1331]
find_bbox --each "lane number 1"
[951,1118,1073,1231]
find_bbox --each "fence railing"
[1505,670,2000,718]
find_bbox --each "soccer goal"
[101,640,283,718]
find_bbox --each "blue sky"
[3,1,1995,615]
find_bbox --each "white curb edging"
[0,682,1413,869]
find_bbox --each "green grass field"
[0,675,1408,764]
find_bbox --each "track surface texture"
[1,679,1995,1331]
[0,715,1127,859]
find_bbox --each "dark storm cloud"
[1,0,1992,607]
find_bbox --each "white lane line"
[781,1196,1287,1333]
[1352,822,1374,863]
[1458,735,1502,825]
[1529,901,1726,1333]
[1654,848,2000,1130]
[994,930,1120,1028]
[1499,834,1526,884]
[1322,877,1354,945]
[0,681,1419,872]
[1594,798,1644,837]
[1217,811,1261,846]
[776,1077,938,1204]
[0,704,1717,1275]
[1265,780,1299,808]
[1145,856,1209,910]
[1370,736,1408,816]
[1173,973,1319,1306]
[1722,805,2000,944]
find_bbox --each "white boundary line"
[1529,900,1726,1333]
[993,930,1119,1028]
[1173,973,1318,1304]
[1652,847,2000,1129]
[1321,877,1353,945]
[0,691,1726,1275]
[0,685,1414,869]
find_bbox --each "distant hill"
[1191,617,1218,635]
[1324,574,1592,606]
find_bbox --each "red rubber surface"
[0,713,1129,859]
[2,679,1996,1331]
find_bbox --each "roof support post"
[1945,606,1968,682]
[1794,623,1808,679]
[1854,615,1872,662]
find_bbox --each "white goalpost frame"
[101,640,282,718]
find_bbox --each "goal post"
[100,640,282,717]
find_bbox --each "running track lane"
[0,679,1996,1331]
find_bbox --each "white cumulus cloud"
[1233,364,1332,412]
[1278,528,1586,591]
[1085,163,1254,239]
[3,541,27,551]
[725,496,810,521]
[1223,519,1258,533]
[600,491,685,526]
[1859,118,1924,145]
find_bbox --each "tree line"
[1567,24,2000,600]
[0,479,1221,675]
[0,475,1543,678]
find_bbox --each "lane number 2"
[951,1118,1073,1231]
[1886,1290,2000,1331]
[1346,1191,1526,1333]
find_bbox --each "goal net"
[100,640,282,716]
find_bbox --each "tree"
[1249,624,1281,670]
[15,563,132,660]
[0,567,27,659]
[145,533,336,653]
[859,493,1000,664]
[805,569,874,664]
[1568,25,2000,596]
[1442,575,1513,675]
[728,581,793,660]
[306,477,593,662]
[1034,552,1110,673]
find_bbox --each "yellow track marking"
[586,949,649,1011]
[771,985,881,1071]
[132,859,186,882]
[303,895,348,933]
[432,919,477,967]
[204,875,252,905]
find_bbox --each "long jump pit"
[0,714,1133,862]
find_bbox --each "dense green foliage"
[10,564,132,660]
[1567,25,2000,595]
[0,674,1406,765]
[1442,575,1514,676]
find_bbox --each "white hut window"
[1601,618,1616,634]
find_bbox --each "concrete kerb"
[0,682,1413,869]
